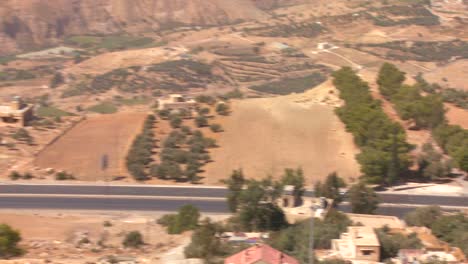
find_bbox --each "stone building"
[157,94,197,111]
[0,96,34,127]
[331,226,381,262]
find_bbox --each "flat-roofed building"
[0,96,34,127]
[157,94,197,111]
[331,226,381,263]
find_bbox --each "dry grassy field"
[34,112,147,180]
[203,81,361,186]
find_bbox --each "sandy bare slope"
[204,81,361,185]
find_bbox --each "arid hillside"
[0,0,272,54]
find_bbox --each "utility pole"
[309,196,315,264]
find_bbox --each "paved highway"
[0,195,459,218]
[0,184,466,207]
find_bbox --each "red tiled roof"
[224,244,299,264]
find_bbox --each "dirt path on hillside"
[203,81,361,185]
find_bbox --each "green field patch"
[87,102,118,114]
[250,73,327,95]
[37,106,73,118]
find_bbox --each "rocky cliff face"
[0,0,280,54]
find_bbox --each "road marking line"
[0,194,226,201]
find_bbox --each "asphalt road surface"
[0,184,466,207]
[0,196,459,218]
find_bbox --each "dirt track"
[34,113,147,180]
[204,81,361,185]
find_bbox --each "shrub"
[0,224,23,258]
[158,205,200,234]
[9,171,21,181]
[50,72,64,88]
[194,116,208,127]
[122,231,144,248]
[12,128,33,145]
[215,103,230,116]
[376,227,422,260]
[55,172,75,180]
[210,124,223,133]
[169,115,183,129]
[195,95,216,105]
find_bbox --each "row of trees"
[126,115,156,180]
[377,63,467,173]
[333,67,412,185]
[378,63,445,129]
[150,129,216,182]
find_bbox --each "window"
[361,250,374,256]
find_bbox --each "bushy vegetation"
[158,205,200,234]
[0,69,36,81]
[377,64,467,173]
[224,169,305,231]
[64,59,222,97]
[12,128,34,145]
[377,63,445,129]
[371,7,439,27]
[55,171,75,180]
[50,72,64,88]
[376,226,422,260]
[348,182,380,214]
[0,224,23,258]
[184,218,233,263]
[359,40,468,62]
[250,73,327,95]
[126,115,156,180]
[414,74,468,110]
[417,143,452,180]
[269,210,351,263]
[9,171,33,181]
[122,231,144,248]
[404,206,468,256]
[333,67,412,185]
[315,172,346,206]
[151,130,216,183]
[433,124,468,172]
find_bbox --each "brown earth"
[203,80,361,185]
[445,103,468,129]
[34,112,147,180]
[0,211,189,264]
[423,60,468,91]
[0,0,272,55]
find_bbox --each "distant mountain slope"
[0,0,273,54]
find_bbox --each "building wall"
[355,245,380,262]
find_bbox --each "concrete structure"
[221,232,269,245]
[277,186,333,223]
[331,226,381,263]
[157,94,197,111]
[398,249,462,264]
[224,244,299,264]
[0,96,34,127]
[347,213,406,230]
